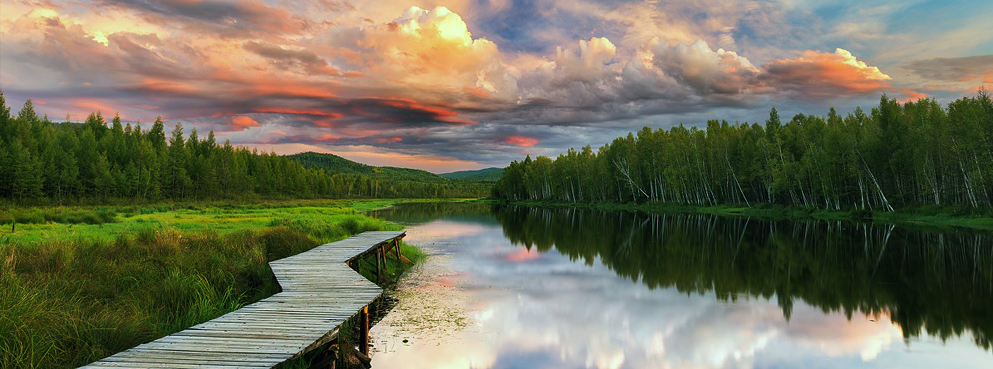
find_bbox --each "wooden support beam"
[394,238,402,262]
[360,306,369,356]
[375,246,382,284]
[380,243,388,280]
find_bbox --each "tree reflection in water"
[491,205,993,351]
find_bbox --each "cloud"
[653,40,761,95]
[518,37,622,109]
[903,55,993,83]
[231,116,260,129]
[504,135,540,148]
[0,0,961,171]
[243,41,339,76]
[334,6,518,105]
[759,48,892,99]
[98,0,309,36]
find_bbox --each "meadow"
[0,199,424,369]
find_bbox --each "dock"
[81,230,407,368]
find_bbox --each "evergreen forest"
[0,92,487,204]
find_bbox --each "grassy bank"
[0,199,464,244]
[482,199,993,231]
[0,200,412,369]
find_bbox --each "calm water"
[367,203,993,368]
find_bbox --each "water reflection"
[368,203,993,368]
[494,205,993,350]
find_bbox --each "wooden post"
[360,306,369,356]
[11,221,15,234]
[375,247,382,284]
[380,243,387,278]
[394,238,402,262]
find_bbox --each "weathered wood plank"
[81,230,405,368]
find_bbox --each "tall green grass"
[0,207,117,226]
[269,215,402,244]
[350,241,426,284]
[0,210,401,369]
[0,201,407,244]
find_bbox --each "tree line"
[493,92,993,211]
[0,92,487,203]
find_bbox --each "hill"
[440,167,504,181]
[288,152,447,182]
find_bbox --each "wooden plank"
[82,231,405,368]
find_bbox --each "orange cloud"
[71,99,120,119]
[898,89,929,103]
[345,6,518,104]
[505,135,539,147]
[376,137,403,143]
[231,116,260,128]
[318,133,341,141]
[760,48,891,99]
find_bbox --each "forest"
[0,92,487,204]
[492,93,993,211]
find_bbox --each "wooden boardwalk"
[81,230,406,369]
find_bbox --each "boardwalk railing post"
[360,305,370,356]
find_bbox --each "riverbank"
[0,198,475,244]
[0,199,427,369]
[480,200,993,231]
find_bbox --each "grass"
[482,199,993,231]
[0,199,451,244]
[0,199,417,369]
[350,240,427,285]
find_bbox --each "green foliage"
[350,240,426,286]
[0,208,117,225]
[0,204,405,368]
[0,95,488,203]
[289,152,440,181]
[269,215,402,244]
[493,92,993,211]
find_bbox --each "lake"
[367,202,992,368]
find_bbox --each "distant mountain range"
[288,152,502,182]
[288,152,447,182]
[439,167,504,181]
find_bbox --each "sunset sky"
[1,0,991,172]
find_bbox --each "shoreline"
[476,199,993,232]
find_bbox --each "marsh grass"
[0,198,454,244]
[351,241,426,284]
[0,202,404,369]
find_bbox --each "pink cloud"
[505,135,539,147]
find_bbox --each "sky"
[1,0,991,173]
